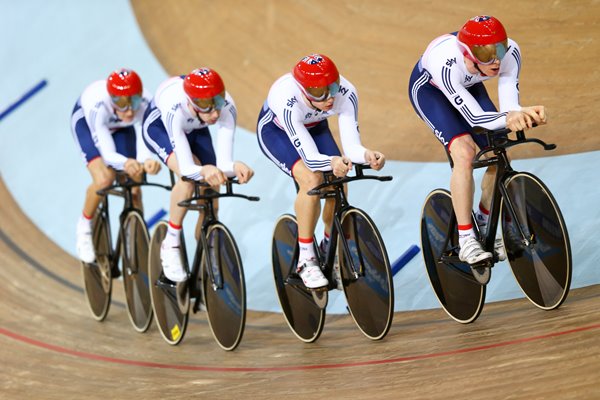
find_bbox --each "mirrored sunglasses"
[111,94,142,112]
[305,80,340,102]
[190,94,226,113]
[473,42,507,65]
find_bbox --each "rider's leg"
[159,153,194,282]
[76,157,116,263]
[449,135,477,234]
[293,160,323,260]
[449,135,493,264]
[292,161,328,288]
[474,164,498,232]
[83,157,115,218]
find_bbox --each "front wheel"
[420,189,485,324]
[121,210,153,333]
[202,223,246,351]
[271,214,325,343]
[501,172,572,310]
[148,221,189,345]
[338,208,393,340]
[81,207,112,321]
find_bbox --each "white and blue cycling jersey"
[408,32,522,149]
[257,73,367,176]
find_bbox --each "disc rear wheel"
[420,189,485,324]
[148,221,189,345]
[82,208,112,321]
[271,214,325,343]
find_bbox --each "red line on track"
[1,324,599,372]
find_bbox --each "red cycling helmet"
[106,68,143,97]
[183,68,225,100]
[292,54,339,89]
[457,16,508,64]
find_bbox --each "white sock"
[298,237,316,262]
[475,203,490,234]
[164,222,181,248]
[458,224,476,248]
[77,214,92,234]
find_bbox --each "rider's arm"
[135,90,155,163]
[429,59,508,130]
[497,39,522,112]
[163,109,204,181]
[214,95,236,177]
[277,105,333,172]
[337,80,367,164]
[89,105,128,170]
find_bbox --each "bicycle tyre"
[271,214,325,343]
[501,172,572,310]
[202,222,246,351]
[148,221,189,345]
[338,208,393,340]
[420,189,485,324]
[81,207,112,321]
[121,210,153,333]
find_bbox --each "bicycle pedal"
[156,276,177,289]
[470,260,493,270]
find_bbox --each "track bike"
[420,126,572,323]
[272,164,394,342]
[81,170,171,332]
[148,178,259,350]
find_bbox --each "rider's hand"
[201,165,227,187]
[331,156,352,178]
[365,150,385,171]
[143,159,162,175]
[233,161,254,184]
[521,105,547,125]
[506,111,531,131]
[124,158,143,177]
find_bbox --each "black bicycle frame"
[310,165,391,282]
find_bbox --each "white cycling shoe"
[459,238,493,265]
[297,258,328,289]
[76,230,96,264]
[476,219,507,262]
[160,243,188,282]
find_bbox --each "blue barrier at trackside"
[146,208,167,229]
[391,244,420,276]
[0,80,48,121]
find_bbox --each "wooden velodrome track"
[2,1,600,398]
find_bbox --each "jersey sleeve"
[273,99,333,172]
[431,61,508,130]
[134,125,154,163]
[337,81,367,164]
[88,104,128,170]
[135,91,154,163]
[498,39,522,112]
[215,96,237,176]
[162,107,204,180]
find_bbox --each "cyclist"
[71,68,161,264]
[257,53,385,289]
[408,15,546,265]
[142,67,254,282]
